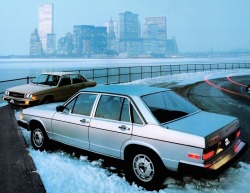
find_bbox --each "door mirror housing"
[56,105,65,112]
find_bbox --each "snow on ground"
[20,128,250,193]
[121,69,250,87]
[14,69,250,192]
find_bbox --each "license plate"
[225,138,230,146]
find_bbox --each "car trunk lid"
[163,111,239,148]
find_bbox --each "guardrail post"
[129,67,131,82]
[107,68,109,85]
[118,67,120,84]
[141,66,142,80]
[27,76,30,84]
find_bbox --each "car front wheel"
[125,149,165,190]
[31,125,49,151]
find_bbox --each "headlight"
[24,94,33,99]
[20,110,24,120]
[5,91,10,96]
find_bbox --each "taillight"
[188,153,201,159]
[236,130,241,138]
[203,150,214,160]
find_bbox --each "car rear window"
[141,91,199,123]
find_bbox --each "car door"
[69,74,88,94]
[89,94,133,158]
[54,75,74,101]
[52,93,97,150]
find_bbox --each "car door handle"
[80,119,89,124]
[119,125,130,131]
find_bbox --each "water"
[1,57,250,81]
[1,57,250,102]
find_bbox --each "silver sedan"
[19,85,247,190]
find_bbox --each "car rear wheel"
[31,125,49,151]
[125,149,165,190]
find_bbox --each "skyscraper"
[38,3,54,54]
[73,25,95,56]
[119,11,142,56]
[30,28,43,57]
[106,19,118,54]
[143,17,167,41]
[142,17,167,56]
[119,11,141,40]
[47,33,56,56]
[72,25,107,57]
[57,33,73,56]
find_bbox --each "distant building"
[72,25,94,56]
[30,28,43,57]
[105,18,119,38]
[119,11,142,56]
[57,33,73,56]
[38,3,54,54]
[72,25,107,57]
[166,37,178,56]
[92,27,107,55]
[106,18,118,55]
[142,17,167,56]
[46,33,56,56]
[119,11,141,39]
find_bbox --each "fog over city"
[1,0,250,56]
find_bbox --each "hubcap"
[33,128,44,148]
[133,154,155,182]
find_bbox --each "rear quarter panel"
[122,124,205,171]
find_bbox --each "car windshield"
[142,90,199,123]
[32,74,60,86]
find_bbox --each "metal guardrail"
[1,63,250,95]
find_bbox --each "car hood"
[23,102,63,119]
[163,111,239,146]
[7,83,54,94]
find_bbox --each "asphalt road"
[172,75,250,162]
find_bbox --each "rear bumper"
[179,140,248,177]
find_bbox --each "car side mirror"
[56,105,65,112]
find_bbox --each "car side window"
[59,75,71,87]
[95,95,130,122]
[47,75,60,86]
[131,106,143,125]
[63,97,77,114]
[64,93,97,116]
[70,74,84,84]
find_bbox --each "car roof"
[42,72,79,76]
[81,85,170,97]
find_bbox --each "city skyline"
[1,0,250,56]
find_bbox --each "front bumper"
[2,96,39,106]
[17,119,29,130]
[179,139,248,177]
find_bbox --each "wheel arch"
[122,143,163,164]
[29,119,47,134]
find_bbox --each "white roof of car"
[82,85,170,97]
[42,72,79,76]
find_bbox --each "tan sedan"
[2,72,96,106]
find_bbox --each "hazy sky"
[0,0,250,55]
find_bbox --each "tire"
[125,149,165,190]
[30,124,49,151]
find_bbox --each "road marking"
[204,73,250,98]
[226,74,248,88]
